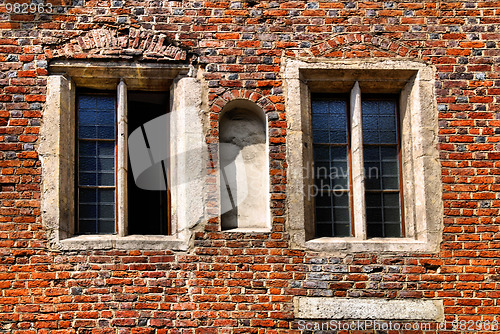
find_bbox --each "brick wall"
[1,0,500,333]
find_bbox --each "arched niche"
[219,99,270,231]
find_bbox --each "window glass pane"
[366,223,383,238]
[79,172,97,186]
[98,220,115,234]
[77,94,116,235]
[98,142,115,157]
[79,204,97,219]
[316,223,333,237]
[97,126,115,139]
[384,223,402,237]
[362,100,397,145]
[312,96,351,238]
[79,188,97,203]
[78,157,97,172]
[98,172,115,186]
[334,223,350,237]
[362,98,402,238]
[78,220,97,234]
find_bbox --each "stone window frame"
[40,61,205,251]
[284,58,443,253]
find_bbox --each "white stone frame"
[284,58,443,253]
[40,61,205,250]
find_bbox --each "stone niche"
[219,99,270,231]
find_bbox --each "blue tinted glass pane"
[363,131,378,144]
[313,147,329,161]
[79,204,97,219]
[313,130,329,143]
[78,220,97,234]
[77,94,116,235]
[362,100,398,145]
[382,162,398,176]
[313,100,329,113]
[330,130,347,143]
[98,142,115,157]
[98,157,114,170]
[98,220,115,234]
[383,193,399,205]
[381,147,398,161]
[99,204,114,219]
[98,172,115,186]
[312,97,351,238]
[379,101,396,115]
[79,189,97,203]
[79,142,97,156]
[79,112,97,125]
[380,131,397,143]
[79,157,97,172]
[96,110,115,125]
[312,99,347,144]
[100,97,115,111]
[383,177,399,189]
[78,96,97,111]
[331,146,347,161]
[99,189,115,203]
[363,115,378,129]
[97,126,115,139]
[79,126,97,139]
[379,116,396,130]
[79,172,97,186]
[312,114,330,130]
[363,147,379,162]
[314,161,329,177]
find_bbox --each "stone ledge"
[304,237,440,253]
[59,235,188,251]
[295,297,444,321]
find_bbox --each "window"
[311,92,404,239]
[77,94,117,234]
[284,59,443,253]
[311,96,352,237]
[76,90,170,236]
[41,62,204,250]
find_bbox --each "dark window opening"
[127,91,170,235]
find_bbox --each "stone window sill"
[222,228,271,233]
[305,237,439,253]
[59,235,188,251]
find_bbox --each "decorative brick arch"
[210,89,278,114]
[45,27,190,62]
[286,33,420,59]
